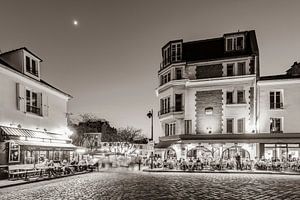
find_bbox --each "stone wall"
[196,64,223,79]
[195,90,223,134]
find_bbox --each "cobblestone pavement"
[0,170,300,200]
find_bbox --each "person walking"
[236,154,242,170]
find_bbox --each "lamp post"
[147,109,154,169]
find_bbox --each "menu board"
[9,142,20,163]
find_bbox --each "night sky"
[1,0,300,140]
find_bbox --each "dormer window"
[25,56,39,76]
[225,35,245,51]
[171,43,182,62]
[162,41,182,68]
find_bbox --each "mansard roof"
[182,30,259,63]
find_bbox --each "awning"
[9,140,77,149]
[0,126,70,141]
[159,133,300,144]
[155,140,179,149]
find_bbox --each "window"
[270,91,283,109]
[226,36,245,51]
[171,43,182,62]
[160,72,171,86]
[26,89,41,115]
[26,56,31,72]
[25,56,38,76]
[227,64,234,76]
[236,37,244,50]
[226,118,234,133]
[175,94,183,112]
[168,123,176,135]
[237,90,245,104]
[160,97,170,115]
[175,68,182,80]
[226,92,233,104]
[237,118,245,133]
[165,124,169,136]
[270,118,282,133]
[226,38,233,51]
[185,120,192,134]
[237,62,246,75]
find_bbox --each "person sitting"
[62,160,73,175]
[47,160,57,177]
[188,158,194,170]
[181,159,188,170]
[196,158,203,170]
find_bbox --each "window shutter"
[16,83,26,112]
[42,92,49,117]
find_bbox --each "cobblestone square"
[0,171,300,200]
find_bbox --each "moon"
[73,20,78,26]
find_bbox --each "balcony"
[158,106,184,119]
[270,103,283,110]
[159,58,182,71]
[26,105,41,115]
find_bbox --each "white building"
[0,47,75,166]
[155,31,300,162]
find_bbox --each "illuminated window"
[9,142,20,163]
[270,118,282,133]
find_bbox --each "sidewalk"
[0,171,92,189]
[143,168,300,175]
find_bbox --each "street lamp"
[147,109,153,141]
[147,109,154,169]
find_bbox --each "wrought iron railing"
[158,106,184,116]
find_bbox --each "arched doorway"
[221,146,250,160]
[165,148,177,160]
[187,146,213,160]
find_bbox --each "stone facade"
[196,64,223,79]
[195,90,223,134]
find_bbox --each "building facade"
[0,47,75,166]
[155,31,300,162]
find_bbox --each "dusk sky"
[1,0,300,140]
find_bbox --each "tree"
[69,113,117,148]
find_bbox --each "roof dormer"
[224,32,246,52]
[161,40,183,70]
[23,49,42,80]
[0,47,42,80]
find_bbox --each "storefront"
[261,143,300,160]
[0,126,76,166]
[155,133,300,162]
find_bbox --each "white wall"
[258,80,300,133]
[0,64,69,134]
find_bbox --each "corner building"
[155,30,300,161]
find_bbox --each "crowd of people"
[147,155,300,172]
[37,158,99,177]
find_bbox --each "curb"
[0,171,93,189]
[142,169,300,176]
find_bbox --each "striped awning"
[0,126,70,141]
[9,140,77,149]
